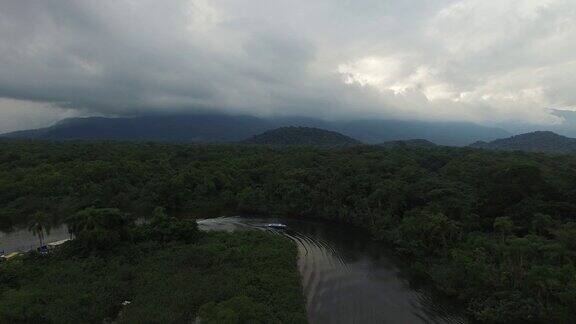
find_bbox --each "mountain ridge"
[1,113,511,146]
[470,131,576,153]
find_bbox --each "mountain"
[245,127,361,146]
[1,115,272,142]
[495,110,576,139]
[470,131,576,153]
[1,113,510,146]
[379,139,437,148]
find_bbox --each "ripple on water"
[198,217,468,324]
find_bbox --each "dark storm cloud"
[1,0,576,132]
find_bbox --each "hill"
[470,131,576,153]
[245,126,361,146]
[379,139,437,148]
[1,113,510,146]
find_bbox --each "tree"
[138,207,199,244]
[66,208,129,252]
[494,216,514,237]
[554,222,576,251]
[199,295,268,324]
[27,211,51,247]
[531,213,554,236]
[151,206,168,222]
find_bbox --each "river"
[198,216,467,324]
[0,225,70,255]
[1,216,467,323]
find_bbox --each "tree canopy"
[1,140,576,322]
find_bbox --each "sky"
[1,0,576,133]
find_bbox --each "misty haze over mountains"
[497,109,576,139]
[1,113,512,146]
[6,109,576,152]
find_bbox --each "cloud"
[0,98,80,133]
[0,0,575,132]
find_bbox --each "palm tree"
[28,211,51,247]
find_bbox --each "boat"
[265,223,287,229]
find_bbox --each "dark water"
[0,218,149,255]
[198,217,467,324]
[0,225,70,255]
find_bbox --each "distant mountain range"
[379,139,437,149]
[0,113,510,146]
[245,126,360,147]
[470,131,576,153]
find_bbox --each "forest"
[1,139,576,322]
[0,207,306,323]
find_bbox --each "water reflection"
[198,217,467,324]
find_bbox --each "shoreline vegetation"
[2,140,576,322]
[0,210,307,323]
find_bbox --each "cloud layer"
[1,0,576,131]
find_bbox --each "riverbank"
[0,228,306,323]
[201,216,468,323]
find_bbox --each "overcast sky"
[1,0,576,132]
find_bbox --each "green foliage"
[66,208,129,253]
[2,140,576,322]
[0,229,306,323]
[494,216,514,236]
[531,213,554,236]
[132,207,199,244]
[396,210,461,256]
[199,295,268,324]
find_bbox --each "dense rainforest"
[1,140,576,322]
